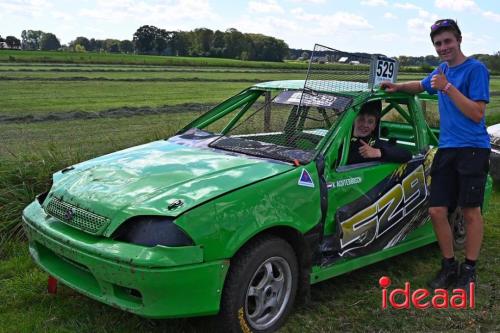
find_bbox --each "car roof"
[254,80,439,103]
[252,80,375,104]
[253,80,370,93]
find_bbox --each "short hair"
[430,19,462,42]
[359,100,382,119]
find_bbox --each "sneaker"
[454,263,476,289]
[428,259,458,289]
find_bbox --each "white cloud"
[407,15,438,33]
[52,10,72,21]
[418,9,431,18]
[248,0,284,14]
[482,11,500,22]
[361,0,387,6]
[234,8,372,50]
[79,0,217,24]
[434,0,478,12]
[291,8,372,30]
[383,12,397,19]
[0,0,53,18]
[288,0,326,3]
[395,2,420,10]
[372,32,398,42]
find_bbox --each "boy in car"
[348,100,412,164]
[381,19,490,289]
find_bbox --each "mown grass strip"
[0,80,250,116]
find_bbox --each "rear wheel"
[218,236,298,333]
[449,207,466,250]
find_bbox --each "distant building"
[0,42,8,49]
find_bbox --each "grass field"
[0,53,499,332]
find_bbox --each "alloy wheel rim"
[244,256,292,330]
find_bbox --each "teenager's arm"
[444,86,485,123]
[431,71,486,123]
[380,81,425,94]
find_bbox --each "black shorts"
[429,147,490,208]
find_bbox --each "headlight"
[112,216,194,247]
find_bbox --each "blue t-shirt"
[421,58,490,148]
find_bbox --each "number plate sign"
[369,55,399,88]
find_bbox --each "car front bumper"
[22,200,229,318]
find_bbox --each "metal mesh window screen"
[205,44,386,164]
[208,91,344,164]
[301,44,372,101]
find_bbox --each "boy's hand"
[359,140,382,158]
[431,66,448,91]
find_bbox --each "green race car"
[23,78,493,332]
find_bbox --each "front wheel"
[218,236,298,333]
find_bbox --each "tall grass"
[0,126,178,243]
[0,147,79,241]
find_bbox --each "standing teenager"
[381,19,490,288]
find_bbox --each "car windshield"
[199,89,351,164]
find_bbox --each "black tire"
[218,236,298,333]
[448,207,466,250]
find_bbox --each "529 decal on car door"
[336,159,432,257]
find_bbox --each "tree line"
[1,28,499,69]
[0,26,289,62]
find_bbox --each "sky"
[0,0,499,57]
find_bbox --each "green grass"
[1,50,355,70]
[0,80,250,116]
[0,70,307,81]
[1,189,498,332]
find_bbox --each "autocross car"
[23,57,493,332]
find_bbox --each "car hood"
[49,139,293,223]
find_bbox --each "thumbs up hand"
[359,139,382,158]
[431,66,448,91]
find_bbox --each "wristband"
[443,82,452,94]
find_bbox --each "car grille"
[45,197,110,235]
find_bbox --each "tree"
[170,31,190,56]
[40,33,61,50]
[487,51,500,72]
[89,39,104,52]
[21,30,44,50]
[74,44,86,52]
[119,40,134,53]
[133,25,159,54]
[154,29,172,55]
[5,36,21,49]
[212,30,225,49]
[104,39,120,53]
[189,28,213,56]
[71,37,91,51]
[223,28,245,58]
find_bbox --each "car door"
[320,96,432,262]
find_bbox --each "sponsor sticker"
[332,176,362,189]
[298,169,315,188]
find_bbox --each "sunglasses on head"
[431,20,457,32]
